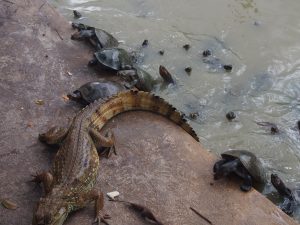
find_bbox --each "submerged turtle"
[88,47,133,71]
[71,23,119,50]
[67,81,126,105]
[213,150,266,192]
[271,174,299,215]
[117,67,158,92]
[117,66,176,92]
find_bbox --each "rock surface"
[0,0,298,225]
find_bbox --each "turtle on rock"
[88,47,133,71]
[67,81,126,105]
[71,23,119,50]
[271,173,300,215]
[213,150,267,192]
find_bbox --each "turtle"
[213,150,267,192]
[271,173,299,215]
[67,81,126,105]
[71,23,119,50]
[88,47,133,71]
[117,67,158,92]
[117,66,176,92]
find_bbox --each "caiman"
[32,90,199,225]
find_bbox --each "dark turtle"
[271,174,299,215]
[88,48,133,71]
[71,23,119,50]
[213,150,266,192]
[67,81,126,105]
[117,67,157,92]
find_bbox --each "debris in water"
[73,10,82,19]
[226,111,236,121]
[183,44,190,51]
[223,64,232,72]
[185,67,192,74]
[142,39,149,47]
[202,49,212,57]
[158,50,164,55]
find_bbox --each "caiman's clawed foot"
[30,171,53,194]
[39,126,69,145]
[93,213,111,225]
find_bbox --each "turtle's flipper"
[234,167,252,192]
[239,174,252,192]
[281,198,294,215]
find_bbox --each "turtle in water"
[117,66,176,92]
[271,173,299,215]
[117,67,158,92]
[67,81,126,105]
[71,22,119,50]
[88,47,133,71]
[213,150,266,192]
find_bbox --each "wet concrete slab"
[0,0,298,225]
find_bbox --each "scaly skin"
[32,90,199,225]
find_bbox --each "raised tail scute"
[90,90,199,141]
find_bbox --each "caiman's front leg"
[89,128,116,158]
[39,126,69,145]
[31,171,53,194]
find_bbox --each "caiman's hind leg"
[79,191,111,225]
[89,128,116,158]
[30,172,53,194]
[39,126,69,145]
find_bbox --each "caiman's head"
[32,197,69,225]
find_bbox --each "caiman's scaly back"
[87,90,199,141]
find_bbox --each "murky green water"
[52,0,300,220]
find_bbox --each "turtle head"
[32,196,69,225]
[271,173,293,198]
[117,69,138,82]
[67,90,83,102]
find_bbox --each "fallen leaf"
[1,199,18,210]
[35,100,44,105]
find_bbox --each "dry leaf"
[1,199,18,210]
[35,100,44,105]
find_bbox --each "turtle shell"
[135,67,156,92]
[221,150,266,183]
[94,29,119,48]
[94,48,133,71]
[77,81,125,103]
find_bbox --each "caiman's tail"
[89,90,199,141]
